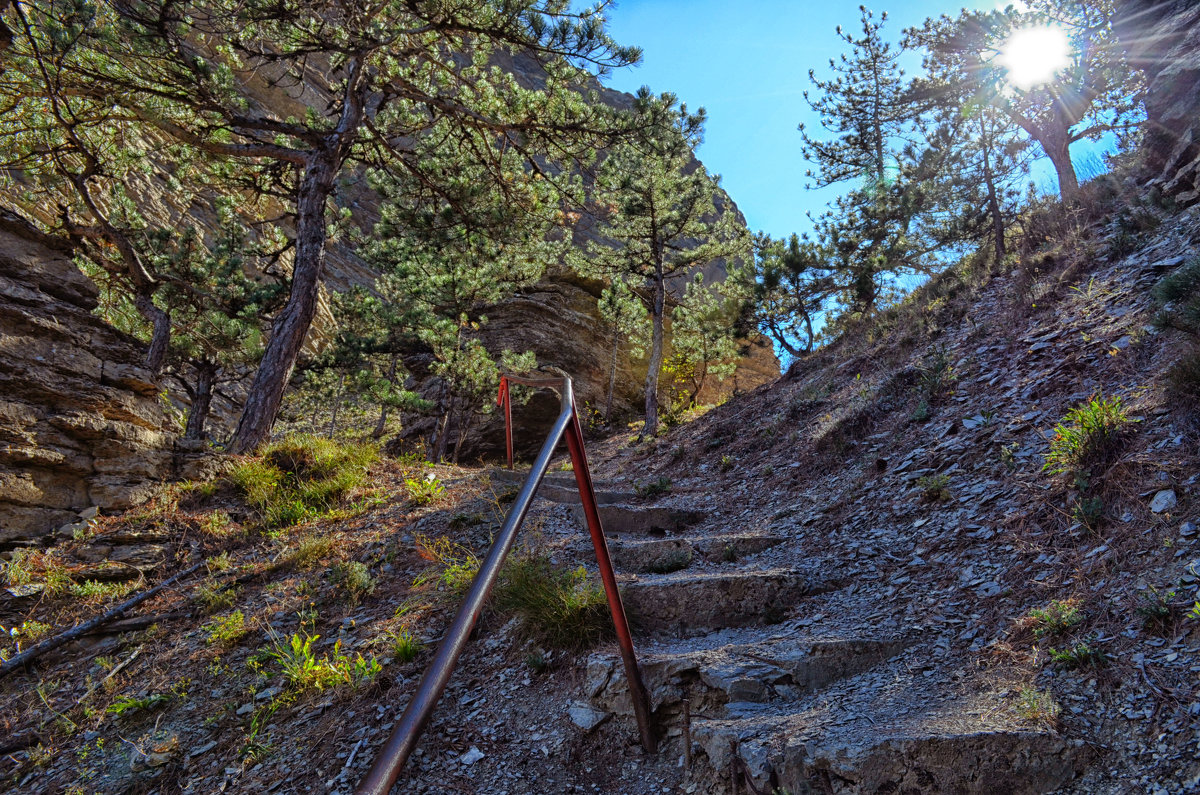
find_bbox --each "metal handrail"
[356,372,655,795]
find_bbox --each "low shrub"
[1043,395,1136,477]
[228,435,378,530]
[493,554,611,650]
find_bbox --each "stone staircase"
[493,467,1090,793]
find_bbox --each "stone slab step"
[620,569,831,634]
[587,635,906,718]
[604,534,786,574]
[488,468,636,505]
[573,504,707,536]
[686,662,1090,795]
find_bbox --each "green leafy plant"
[267,632,381,693]
[193,580,237,614]
[405,475,445,506]
[107,692,170,718]
[1042,394,1136,477]
[494,554,611,650]
[1048,640,1105,670]
[916,474,952,502]
[719,454,735,473]
[1028,599,1083,638]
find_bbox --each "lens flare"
[997,26,1072,90]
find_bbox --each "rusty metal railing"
[355,371,655,795]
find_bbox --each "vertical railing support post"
[564,408,657,754]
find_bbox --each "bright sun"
[997,26,1073,90]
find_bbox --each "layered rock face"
[0,227,175,543]
[1116,0,1200,204]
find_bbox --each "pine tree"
[906,1,1141,202]
[581,89,749,436]
[0,0,639,453]
[670,274,744,406]
[596,277,649,425]
[744,233,838,361]
[798,6,920,316]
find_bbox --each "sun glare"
[997,26,1072,90]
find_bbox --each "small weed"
[634,476,672,498]
[917,346,957,402]
[1000,442,1019,471]
[721,544,739,563]
[200,511,232,536]
[494,553,611,650]
[1015,686,1061,728]
[204,611,249,648]
[1136,587,1177,634]
[1073,496,1104,532]
[1028,599,1083,638]
[206,551,235,573]
[414,535,479,594]
[331,561,376,604]
[389,629,422,663]
[1048,640,1105,670]
[526,650,550,674]
[69,580,137,604]
[761,465,775,478]
[557,460,574,472]
[107,692,170,718]
[494,485,521,505]
[194,580,237,614]
[405,475,445,506]
[719,454,734,473]
[1043,394,1136,477]
[287,535,334,570]
[910,399,931,423]
[916,474,952,503]
[643,549,692,575]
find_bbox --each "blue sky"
[594,0,1079,240]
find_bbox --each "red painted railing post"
[497,377,514,470]
[563,408,656,754]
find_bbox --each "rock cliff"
[0,226,175,544]
[1116,0,1200,204]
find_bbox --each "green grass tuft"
[494,554,612,650]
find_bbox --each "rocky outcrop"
[1116,0,1200,204]
[0,227,175,543]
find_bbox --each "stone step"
[620,569,831,634]
[686,662,1089,794]
[488,468,636,505]
[600,534,787,574]
[587,635,906,718]
[573,504,707,536]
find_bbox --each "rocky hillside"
[1,185,1197,793]
[0,226,176,544]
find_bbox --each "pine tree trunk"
[982,147,1007,261]
[228,154,338,453]
[372,354,398,439]
[606,328,619,425]
[1047,136,1079,202]
[183,360,217,440]
[643,275,666,437]
[134,292,170,375]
